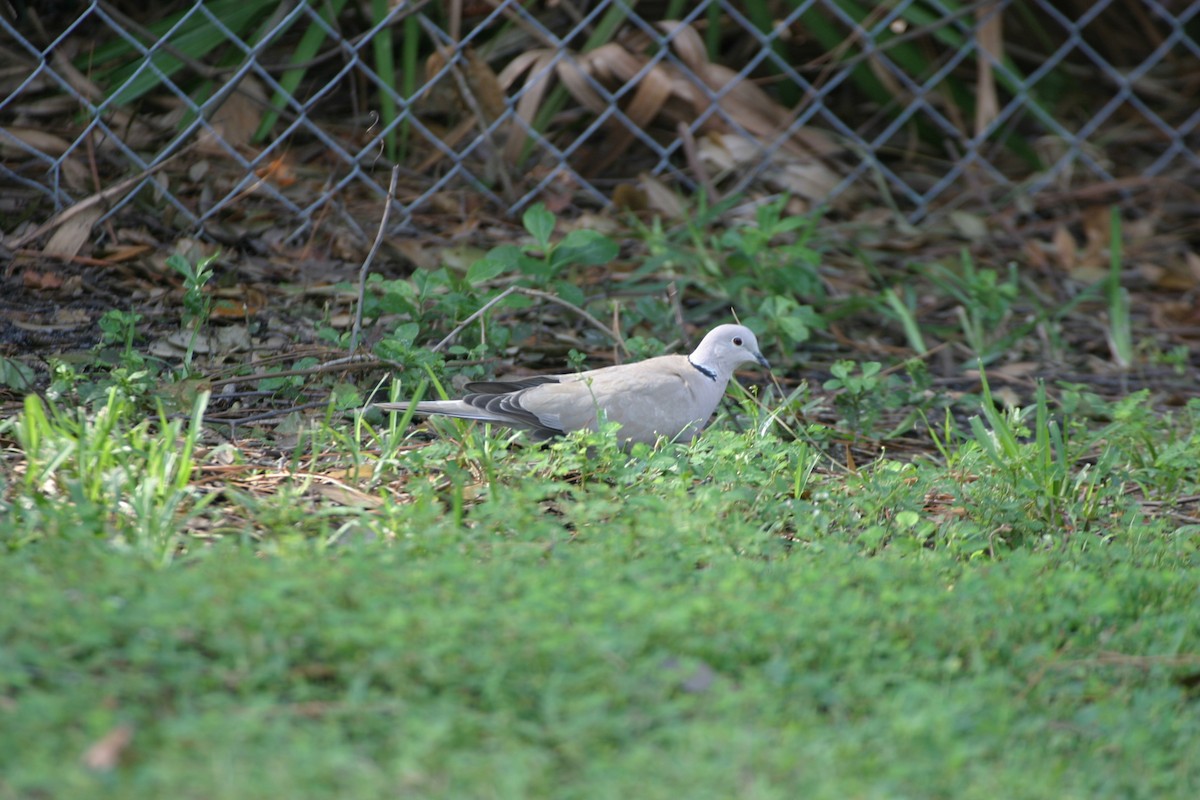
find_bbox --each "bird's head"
[690,324,770,378]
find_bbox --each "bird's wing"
[518,355,727,444]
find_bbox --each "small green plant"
[922,251,1021,361]
[468,203,620,300]
[0,356,36,391]
[817,358,939,442]
[823,360,884,436]
[1152,344,1191,375]
[358,204,622,369]
[373,322,446,376]
[166,251,219,369]
[97,309,143,352]
[718,198,825,300]
[43,355,157,409]
[966,372,1117,539]
[629,195,830,361]
[363,269,499,340]
[565,348,590,372]
[94,309,155,395]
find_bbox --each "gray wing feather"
[464,388,564,435]
[463,376,561,394]
[377,377,570,439]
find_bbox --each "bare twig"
[666,282,688,347]
[434,284,630,357]
[209,355,380,389]
[518,286,629,358]
[351,165,399,353]
[610,301,622,365]
[210,401,331,427]
[84,128,118,245]
[432,286,518,352]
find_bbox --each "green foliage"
[97,309,143,351]
[821,359,936,440]
[82,0,281,106]
[470,203,620,298]
[167,252,217,329]
[358,203,624,372]
[1,479,1197,797]
[822,360,878,437]
[3,389,211,561]
[165,251,219,370]
[787,0,1046,162]
[5,189,1200,799]
[45,353,158,408]
[951,375,1132,545]
[80,0,405,154]
[921,251,1021,362]
[882,206,1142,371]
[637,195,827,350]
[4,336,1200,796]
[92,310,155,393]
[883,285,928,354]
[0,355,37,392]
[718,198,824,299]
[372,322,444,375]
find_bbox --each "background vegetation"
[2,1,1199,797]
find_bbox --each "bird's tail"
[374,400,504,424]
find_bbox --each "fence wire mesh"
[2,0,1197,248]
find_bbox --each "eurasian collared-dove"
[375,324,770,445]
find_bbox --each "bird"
[374,323,770,446]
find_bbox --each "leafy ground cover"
[2,202,1200,796]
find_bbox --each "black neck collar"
[688,357,717,381]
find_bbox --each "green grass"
[2,382,1200,797]
[3,519,1199,798]
[3,203,1199,796]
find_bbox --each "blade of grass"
[884,287,928,354]
[399,12,421,160]
[371,0,399,161]
[1106,206,1132,369]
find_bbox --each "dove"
[375,324,770,446]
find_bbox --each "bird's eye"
[733,337,743,346]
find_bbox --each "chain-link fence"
[2,0,1197,248]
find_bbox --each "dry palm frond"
[497,20,846,205]
[974,1,1004,137]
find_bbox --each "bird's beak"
[755,353,770,370]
